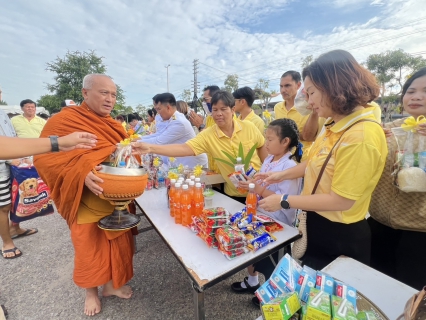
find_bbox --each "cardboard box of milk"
[356,311,378,320]
[256,281,285,305]
[273,254,303,292]
[316,272,335,295]
[334,281,357,312]
[306,288,331,320]
[261,292,301,320]
[295,266,317,302]
[331,295,357,320]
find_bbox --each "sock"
[241,274,259,288]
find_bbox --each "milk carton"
[334,281,357,311]
[256,281,285,305]
[295,266,317,302]
[331,295,357,320]
[261,292,301,320]
[306,288,331,320]
[316,272,335,295]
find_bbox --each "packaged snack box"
[334,281,357,311]
[331,295,357,320]
[273,254,303,292]
[261,292,301,320]
[356,311,378,320]
[295,266,317,303]
[316,272,335,295]
[256,281,285,304]
[306,288,331,320]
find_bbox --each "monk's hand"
[131,142,151,155]
[58,132,98,152]
[258,194,282,212]
[85,165,103,196]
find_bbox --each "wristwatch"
[280,194,291,209]
[49,135,59,152]
[198,124,205,131]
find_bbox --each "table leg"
[193,284,205,320]
[278,247,285,261]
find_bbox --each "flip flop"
[2,247,22,259]
[11,228,38,239]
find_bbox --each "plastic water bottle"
[235,157,244,173]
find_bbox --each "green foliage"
[214,143,258,171]
[301,55,314,68]
[134,104,150,118]
[111,104,134,118]
[179,89,192,102]
[224,74,239,93]
[40,50,126,113]
[254,79,276,110]
[0,100,7,105]
[37,94,62,112]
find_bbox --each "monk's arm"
[133,142,195,157]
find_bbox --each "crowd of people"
[1,49,426,317]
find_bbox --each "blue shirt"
[141,111,208,169]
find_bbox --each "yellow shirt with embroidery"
[238,110,265,135]
[11,115,46,138]
[274,101,311,160]
[302,108,387,223]
[186,118,265,196]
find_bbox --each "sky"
[1,0,426,108]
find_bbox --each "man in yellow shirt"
[133,90,268,202]
[11,99,46,138]
[274,71,316,160]
[232,86,265,134]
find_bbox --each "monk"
[34,74,134,316]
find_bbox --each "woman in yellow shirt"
[257,50,387,269]
[147,108,157,133]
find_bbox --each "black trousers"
[302,211,371,271]
[368,217,426,290]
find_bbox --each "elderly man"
[141,93,208,168]
[34,74,134,316]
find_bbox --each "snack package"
[113,142,141,168]
[256,281,286,305]
[239,221,264,233]
[237,214,254,228]
[316,272,335,295]
[220,246,249,260]
[191,216,217,235]
[245,164,258,179]
[228,171,247,193]
[230,208,247,224]
[256,214,275,223]
[265,222,284,233]
[391,117,426,192]
[331,295,357,320]
[306,288,331,320]
[356,311,378,320]
[334,281,357,311]
[295,266,317,303]
[200,207,229,218]
[200,215,229,227]
[197,230,218,248]
[294,83,311,116]
[247,232,276,251]
[215,225,246,245]
[261,292,301,320]
[218,241,247,251]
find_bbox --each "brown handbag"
[397,287,426,320]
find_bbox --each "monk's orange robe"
[34,102,134,289]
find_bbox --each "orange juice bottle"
[246,183,257,216]
[194,183,204,217]
[189,181,195,217]
[181,184,191,226]
[169,179,176,217]
[174,183,182,224]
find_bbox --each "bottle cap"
[195,183,202,188]
[119,161,126,167]
[185,179,191,183]
[195,178,201,182]
[190,175,195,180]
[249,183,255,189]
[182,184,189,190]
[236,157,242,161]
[189,181,195,186]
[175,183,181,188]
[171,179,176,183]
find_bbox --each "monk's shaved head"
[83,74,114,90]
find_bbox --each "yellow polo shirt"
[186,118,265,196]
[274,101,312,160]
[238,110,265,135]
[302,108,387,223]
[11,115,46,138]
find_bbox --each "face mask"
[202,102,212,115]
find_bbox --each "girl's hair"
[147,108,157,118]
[268,118,302,163]
[302,49,380,115]
[401,67,426,103]
[176,100,189,114]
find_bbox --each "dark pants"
[302,211,371,270]
[368,217,426,290]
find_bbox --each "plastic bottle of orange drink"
[181,184,191,226]
[169,179,176,217]
[246,183,257,216]
[189,181,195,217]
[194,183,204,216]
[174,183,182,224]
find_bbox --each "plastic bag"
[10,165,54,223]
[391,117,426,192]
[294,83,311,116]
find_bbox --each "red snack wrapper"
[215,225,246,245]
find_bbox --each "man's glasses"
[202,97,212,102]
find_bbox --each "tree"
[134,104,150,118]
[224,74,239,92]
[254,78,277,110]
[37,95,62,112]
[0,100,7,105]
[179,89,192,103]
[40,50,126,113]
[301,55,314,68]
[111,104,134,118]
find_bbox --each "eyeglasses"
[202,97,212,102]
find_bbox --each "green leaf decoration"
[213,157,235,168]
[243,143,258,171]
[221,150,237,164]
[238,142,244,163]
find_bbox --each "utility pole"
[191,59,200,112]
[165,64,170,92]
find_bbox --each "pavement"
[0,208,264,320]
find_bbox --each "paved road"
[0,209,263,320]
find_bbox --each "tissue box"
[331,295,357,320]
[306,288,331,320]
[261,292,301,320]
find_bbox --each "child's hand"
[238,180,251,190]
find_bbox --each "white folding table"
[135,188,300,320]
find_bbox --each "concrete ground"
[0,209,264,320]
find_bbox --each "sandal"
[231,277,260,293]
[2,247,22,259]
[11,228,38,239]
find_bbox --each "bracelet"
[49,136,59,152]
